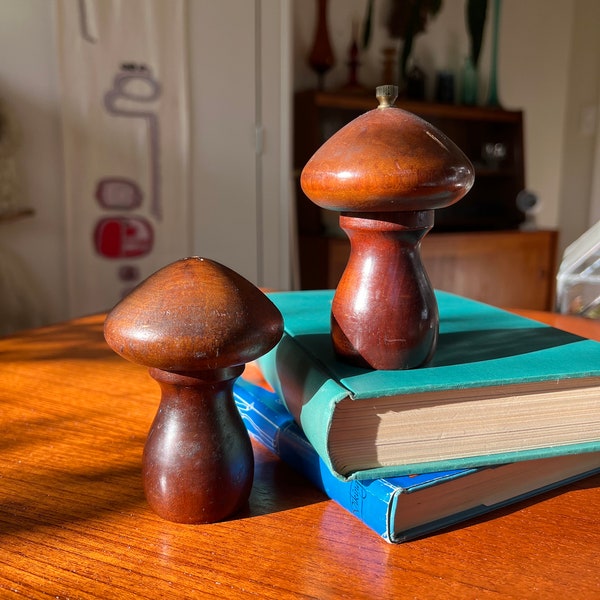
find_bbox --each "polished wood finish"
[302,228,558,311]
[1,312,599,598]
[300,87,474,369]
[421,228,559,310]
[332,211,438,369]
[103,257,283,523]
[299,92,475,213]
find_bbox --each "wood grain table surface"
[0,309,599,599]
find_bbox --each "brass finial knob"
[376,84,398,108]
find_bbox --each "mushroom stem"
[332,211,437,370]
[143,366,252,524]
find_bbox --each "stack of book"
[234,289,600,543]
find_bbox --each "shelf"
[0,208,35,224]
[474,167,517,177]
[294,89,526,234]
[293,89,539,301]
[309,90,523,123]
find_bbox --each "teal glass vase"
[462,57,478,105]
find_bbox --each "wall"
[558,0,600,242]
[0,0,292,333]
[293,0,600,252]
[1,0,597,334]
[0,1,65,327]
[189,0,293,291]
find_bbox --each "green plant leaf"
[466,0,488,68]
[361,0,374,49]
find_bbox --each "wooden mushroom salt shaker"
[104,257,283,523]
[300,85,475,370]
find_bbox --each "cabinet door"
[307,230,558,310]
[189,0,292,290]
[421,230,558,310]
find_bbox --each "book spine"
[233,379,396,542]
[258,332,350,478]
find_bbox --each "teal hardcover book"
[234,378,600,543]
[258,290,600,481]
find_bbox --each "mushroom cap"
[104,257,283,372]
[300,107,475,213]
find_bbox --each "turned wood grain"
[300,86,474,370]
[0,312,598,598]
[103,257,283,524]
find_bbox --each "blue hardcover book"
[234,377,600,543]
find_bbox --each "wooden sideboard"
[293,90,558,311]
[299,228,558,311]
[294,90,526,234]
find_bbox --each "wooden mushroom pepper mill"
[103,257,283,523]
[301,85,475,370]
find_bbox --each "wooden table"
[1,310,599,599]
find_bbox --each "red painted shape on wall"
[95,178,143,210]
[94,217,154,258]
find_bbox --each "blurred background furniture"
[294,90,558,310]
